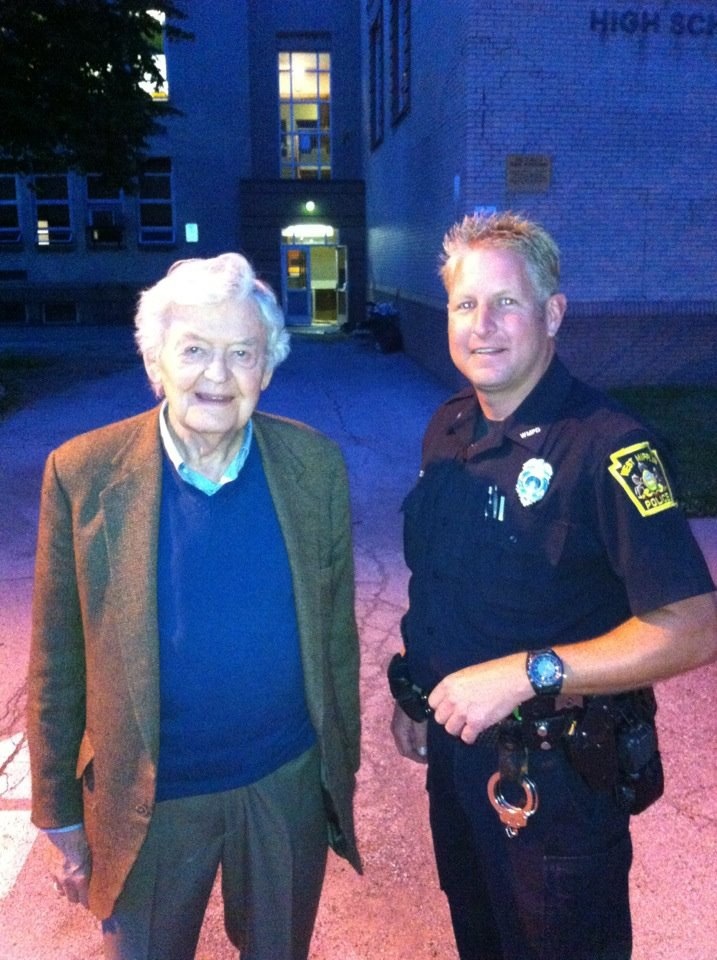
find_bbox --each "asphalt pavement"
[0,325,716,959]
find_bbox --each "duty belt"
[486,694,585,837]
[387,655,662,831]
[475,694,584,748]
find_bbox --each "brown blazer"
[27,406,361,919]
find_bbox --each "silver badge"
[516,458,553,507]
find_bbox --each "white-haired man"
[28,253,361,960]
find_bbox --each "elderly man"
[28,253,361,960]
[389,213,717,960]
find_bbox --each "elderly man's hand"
[44,826,92,908]
[390,703,428,763]
[428,654,532,744]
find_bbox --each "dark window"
[0,175,21,243]
[43,302,78,324]
[139,158,174,244]
[86,175,125,247]
[34,174,72,246]
[0,302,26,324]
[369,6,384,148]
[390,0,410,125]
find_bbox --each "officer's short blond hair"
[440,212,561,303]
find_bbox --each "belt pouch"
[613,689,664,814]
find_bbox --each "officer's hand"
[428,654,531,744]
[44,825,92,908]
[391,703,428,763]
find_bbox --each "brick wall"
[365,0,717,317]
[380,290,717,391]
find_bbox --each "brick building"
[1,1,715,388]
[0,1,365,334]
[363,1,717,387]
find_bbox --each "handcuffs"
[486,718,539,837]
[487,770,539,837]
[388,653,540,837]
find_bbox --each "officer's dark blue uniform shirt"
[401,356,715,693]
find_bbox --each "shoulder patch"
[607,441,677,517]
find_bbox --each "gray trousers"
[102,746,328,960]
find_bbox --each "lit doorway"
[282,245,311,326]
[281,226,347,328]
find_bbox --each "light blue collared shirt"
[158,401,253,495]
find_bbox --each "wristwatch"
[526,648,564,697]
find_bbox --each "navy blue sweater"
[155,442,315,801]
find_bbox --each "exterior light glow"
[281,223,335,242]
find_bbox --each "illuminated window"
[369,7,384,149]
[140,10,169,101]
[34,175,72,246]
[279,52,331,180]
[139,157,174,244]
[0,175,21,243]
[390,0,410,124]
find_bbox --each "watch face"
[528,650,563,693]
[534,656,560,685]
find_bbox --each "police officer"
[389,212,717,960]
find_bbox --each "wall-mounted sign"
[590,9,717,37]
[506,155,551,193]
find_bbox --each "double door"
[281,244,347,327]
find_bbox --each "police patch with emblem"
[607,442,677,516]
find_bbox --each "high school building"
[1,1,715,387]
[363,1,717,386]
